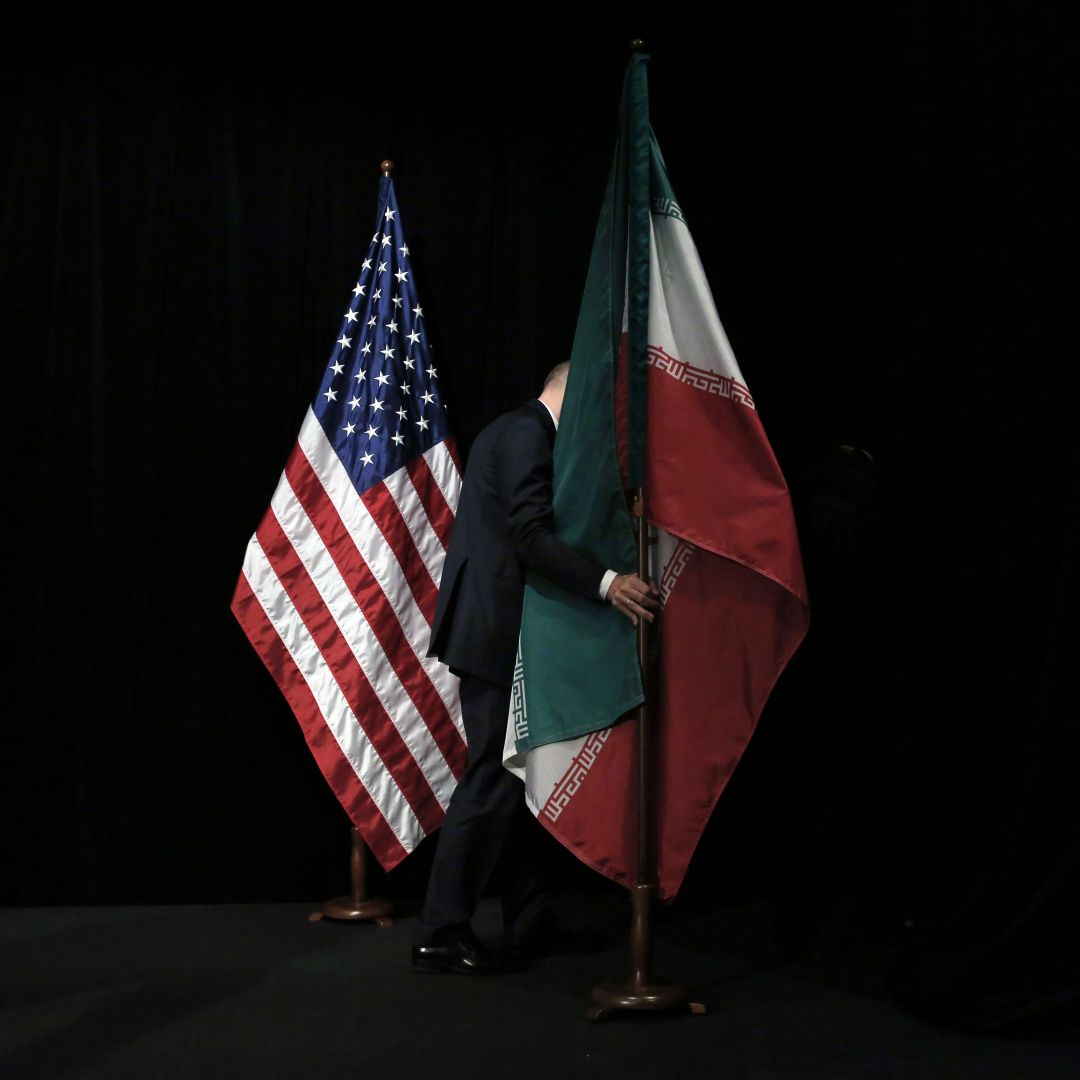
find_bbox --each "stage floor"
[2,897,1075,1079]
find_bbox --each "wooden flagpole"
[585,498,705,1020]
[310,159,400,930]
[586,42,703,1019]
[310,825,394,926]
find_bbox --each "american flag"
[230,173,466,870]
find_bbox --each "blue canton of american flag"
[315,180,449,491]
[231,173,467,870]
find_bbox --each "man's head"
[538,361,570,421]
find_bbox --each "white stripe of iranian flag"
[649,212,745,383]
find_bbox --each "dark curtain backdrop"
[4,9,1076,1036]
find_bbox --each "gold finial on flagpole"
[380,159,394,176]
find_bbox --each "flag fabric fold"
[231,175,466,871]
[505,52,809,899]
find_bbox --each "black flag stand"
[587,490,705,1020]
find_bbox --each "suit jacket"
[428,399,606,687]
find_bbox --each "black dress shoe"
[412,926,517,975]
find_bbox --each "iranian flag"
[503,50,809,899]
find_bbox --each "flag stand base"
[309,826,394,927]
[588,980,703,1020]
[582,494,705,1021]
[316,896,393,925]
[585,885,705,1019]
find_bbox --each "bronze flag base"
[585,887,705,1020]
[315,895,394,926]
[308,826,395,927]
[587,980,705,1021]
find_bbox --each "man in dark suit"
[412,362,659,974]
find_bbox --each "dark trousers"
[414,673,551,945]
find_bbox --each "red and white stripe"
[231,409,466,869]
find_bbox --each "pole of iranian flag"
[588,490,703,1020]
[587,44,704,1022]
[510,37,806,1013]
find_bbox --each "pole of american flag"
[315,160,400,927]
[313,825,394,926]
